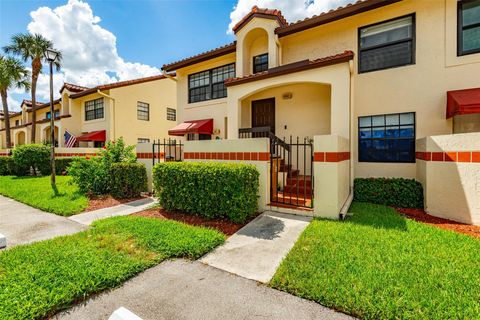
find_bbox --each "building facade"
[163,0,480,180]
[0,75,177,148]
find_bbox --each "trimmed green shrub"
[54,158,74,175]
[0,157,14,175]
[153,162,259,223]
[110,162,147,198]
[354,178,423,208]
[68,137,138,196]
[68,157,110,195]
[12,144,50,176]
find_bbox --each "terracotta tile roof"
[232,6,288,33]
[60,82,89,93]
[162,42,237,72]
[225,51,354,86]
[275,0,401,37]
[69,74,174,99]
[21,99,45,108]
[26,99,61,112]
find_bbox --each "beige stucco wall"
[416,133,480,225]
[240,82,331,139]
[176,53,236,140]
[109,78,177,146]
[313,135,351,219]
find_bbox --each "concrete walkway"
[58,259,352,320]
[201,211,311,283]
[0,195,86,247]
[68,197,155,225]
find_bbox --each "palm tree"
[4,33,61,143]
[0,55,30,148]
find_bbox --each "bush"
[68,137,138,196]
[353,178,423,208]
[12,144,50,176]
[153,162,259,223]
[110,163,147,198]
[0,157,14,175]
[54,158,74,175]
[67,157,110,195]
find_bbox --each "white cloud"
[25,0,160,98]
[228,0,353,33]
[7,96,21,111]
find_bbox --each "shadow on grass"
[344,202,409,231]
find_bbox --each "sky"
[0,0,351,110]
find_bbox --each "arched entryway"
[43,125,59,147]
[15,131,26,146]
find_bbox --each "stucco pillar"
[227,98,241,139]
[268,34,279,68]
[329,65,351,139]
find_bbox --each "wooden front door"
[252,98,275,134]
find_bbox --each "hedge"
[12,144,50,176]
[354,178,423,208]
[0,157,74,176]
[153,162,259,223]
[110,162,148,198]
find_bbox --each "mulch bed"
[86,195,146,212]
[397,208,480,239]
[134,208,254,235]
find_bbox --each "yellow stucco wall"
[109,78,177,145]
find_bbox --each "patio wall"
[183,138,271,211]
[313,135,351,219]
[416,133,480,225]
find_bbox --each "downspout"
[339,59,355,220]
[162,71,178,82]
[96,90,116,141]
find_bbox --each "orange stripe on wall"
[184,152,270,161]
[314,152,350,162]
[416,151,480,163]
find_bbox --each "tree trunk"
[1,90,12,148]
[30,59,41,144]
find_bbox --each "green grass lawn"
[271,202,480,319]
[0,215,224,319]
[0,176,88,216]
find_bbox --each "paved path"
[58,259,352,320]
[0,195,86,247]
[68,197,155,225]
[201,211,311,283]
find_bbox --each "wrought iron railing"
[152,138,184,165]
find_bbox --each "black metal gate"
[152,138,184,165]
[270,136,313,208]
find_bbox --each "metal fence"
[152,138,184,165]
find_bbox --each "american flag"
[64,130,77,148]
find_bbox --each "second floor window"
[46,110,60,119]
[359,14,415,73]
[458,0,480,56]
[167,107,176,121]
[15,120,19,126]
[137,138,150,143]
[137,102,149,121]
[253,53,268,73]
[188,63,235,103]
[85,98,104,121]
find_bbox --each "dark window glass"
[186,133,211,141]
[359,15,415,73]
[253,53,268,73]
[94,141,105,148]
[358,112,415,163]
[167,107,176,121]
[85,98,104,121]
[458,0,480,56]
[188,63,235,103]
[46,110,60,119]
[137,102,149,121]
[15,120,19,126]
[137,138,150,143]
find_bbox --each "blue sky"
[0,0,349,110]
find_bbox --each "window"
[85,98,104,121]
[46,110,60,119]
[137,102,149,121]
[358,112,415,163]
[359,14,415,73]
[253,53,268,73]
[167,107,176,121]
[15,120,19,126]
[187,133,212,141]
[137,138,150,143]
[458,0,480,56]
[188,63,235,103]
